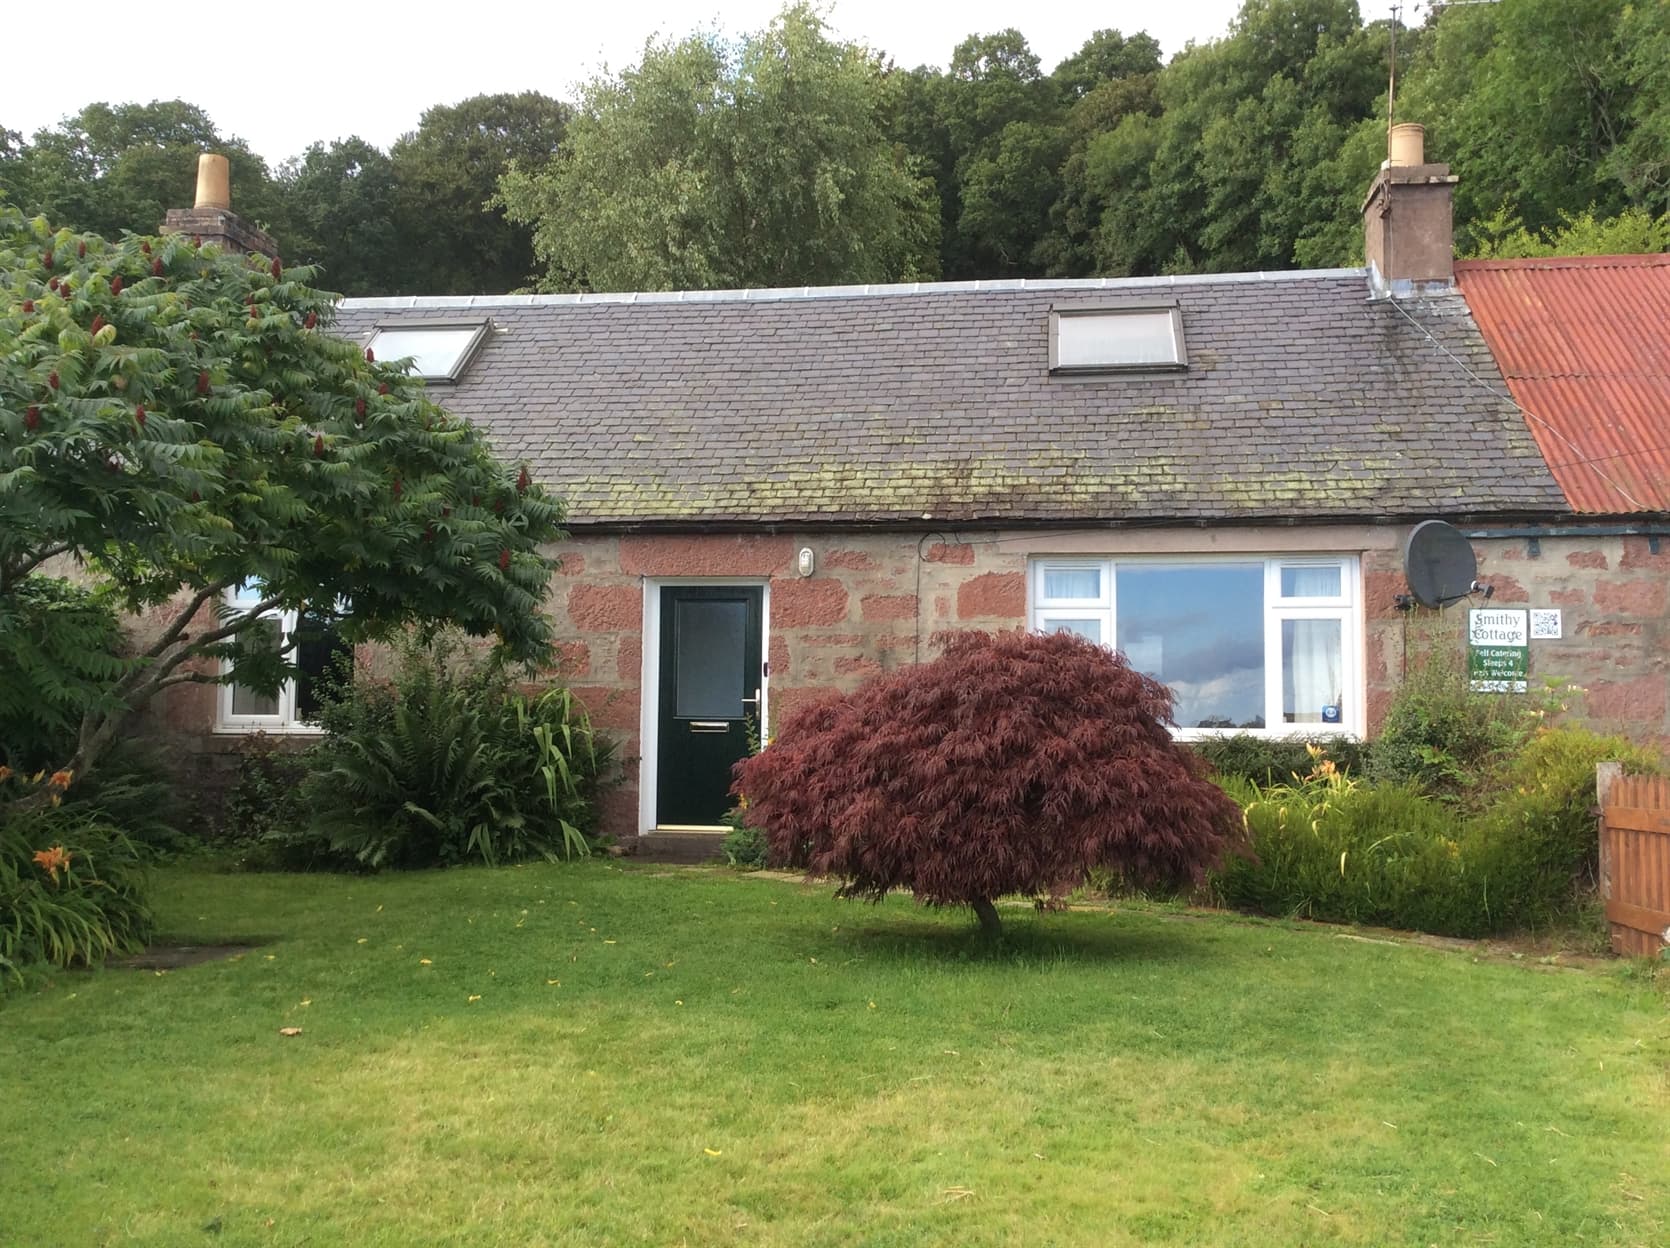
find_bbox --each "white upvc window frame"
[215,584,317,734]
[1026,554,1363,739]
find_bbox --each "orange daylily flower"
[0,765,12,783]
[48,770,73,790]
[32,846,72,878]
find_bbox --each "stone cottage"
[147,135,1670,850]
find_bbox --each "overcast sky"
[0,0,1250,166]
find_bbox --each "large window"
[1029,556,1359,735]
[217,582,351,732]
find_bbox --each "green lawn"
[3,864,1667,1247]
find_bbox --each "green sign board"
[1468,609,1529,693]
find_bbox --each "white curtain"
[1286,619,1341,723]
[1285,566,1339,598]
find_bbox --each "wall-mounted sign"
[1530,608,1562,640]
[1469,608,1529,693]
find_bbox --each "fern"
[297,633,617,870]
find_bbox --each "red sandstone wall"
[125,527,1670,841]
[1472,535,1669,746]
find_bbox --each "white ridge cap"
[338,268,1369,311]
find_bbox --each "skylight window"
[365,321,490,383]
[1050,308,1186,373]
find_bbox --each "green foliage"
[1366,637,1528,801]
[0,805,152,990]
[216,735,344,871]
[294,636,616,870]
[497,4,941,291]
[0,576,127,771]
[1216,729,1664,936]
[1,206,567,795]
[388,93,571,296]
[1192,732,1367,787]
[273,139,402,296]
[721,808,769,870]
[1469,727,1662,914]
[1466,205,1670,259]
[1215,768,1490,934]
[2,101,287,245]
[59,738,192,857]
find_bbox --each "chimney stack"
[1362,123,1458,293]
[161,153,277,259]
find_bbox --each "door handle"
[689,721,729,733]
[741,687,761,709]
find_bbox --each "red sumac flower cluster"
[736,630,1244,931]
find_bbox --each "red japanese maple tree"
[735,629,1244,935]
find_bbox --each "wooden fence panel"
[1601,772,1670,959]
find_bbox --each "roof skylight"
[365,321,490,383]
[1050,308,1186,373]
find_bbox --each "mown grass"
[2,862,1667,1247]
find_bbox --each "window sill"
[1173,727,1362,742]
[213,725,327,737]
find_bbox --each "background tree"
[736,630,1244,936]
[276,137,404,294]
[4,101,286,243]
[0,207,563,804]
[496,4,941,291]
[389,93,571,295]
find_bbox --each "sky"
[0,0,1247,166]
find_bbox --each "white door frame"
[637,577,772,834]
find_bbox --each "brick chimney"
[161,154,278,259]
[1362,123,1458,294]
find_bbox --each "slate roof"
[1457,255,1670,515]
[335,271,1569,529]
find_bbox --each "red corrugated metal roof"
[1456,254,1670,514]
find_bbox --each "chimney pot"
[162,151,277,259]
[194,154,231,211]
[1388,123,1425,168]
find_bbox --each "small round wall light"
[797,547,815,577]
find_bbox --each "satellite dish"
[1403,520,1478,608]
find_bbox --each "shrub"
[1193,733,1368,787]
[0,806,153,990]
[1366,640,1527,801]
[736,630,1244,935]
[219,736,355,872]
[297,636,617,870]
[1215,731,1663,937]
[720,809,769,870]
[58,738,192,858]
[0,577,128,774]
[1214,766,1488,934]
[1465,727,1662,928]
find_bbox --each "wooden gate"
[1599,768,1670,958]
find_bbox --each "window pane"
[229,617,282,717]
[1283,618,1343,725]
[295,608,352,723]
[1042,617,1103,644]
[230,578,265,607]
[366,326,482,380]
[675,600,747,718]
[1043,567,1102,601]
[1057,311,1179,369]
[1280,565,1342,598]
[1116,564,1265,729]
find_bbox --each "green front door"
[656,585,764,827]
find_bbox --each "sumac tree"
[0,207,563,808]
[736,629,1245,935]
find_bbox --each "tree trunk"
[971,897,1002,937]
